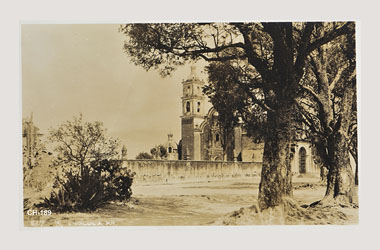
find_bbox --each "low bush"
[38,160,135,212]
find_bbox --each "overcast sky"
[22,24,209,158]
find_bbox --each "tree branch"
[329,62,349,91]
[305,22,352,55]
[294,23,315,73]
[233,23,270,78]
[301,85,323,108]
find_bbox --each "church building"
[179,66,320,176]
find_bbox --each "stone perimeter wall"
[121,160,262,185]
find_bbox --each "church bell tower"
[181,66,205,160]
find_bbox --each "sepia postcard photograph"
[22,21,359,227]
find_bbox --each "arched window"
[215,133,220,142]
[197,102,201,112]
[168,147,172,153]
[299,147,306,174]
[186,102,190,112]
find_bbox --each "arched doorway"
[299,147,307,174]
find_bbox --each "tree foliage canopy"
[135,144,168,160]
[150,144,167,159]
[135,152,153,160]
[48,114,119,171]
[121,22,353,101]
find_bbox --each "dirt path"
[24,177,330,226]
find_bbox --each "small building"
[165,132,178,160]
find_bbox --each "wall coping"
[122,159,263,164]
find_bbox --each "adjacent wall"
[121,160,263,185]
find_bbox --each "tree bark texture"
[258,107,294,210]
[323,86,355,204]
[323,131,354,203]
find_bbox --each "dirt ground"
[24,176,358,227]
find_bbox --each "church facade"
[178,66,320,176]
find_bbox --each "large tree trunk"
[322,85,355,204]
[258,108,294,210]
[323,130,354,204]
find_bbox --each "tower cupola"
[181,66,205,117]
